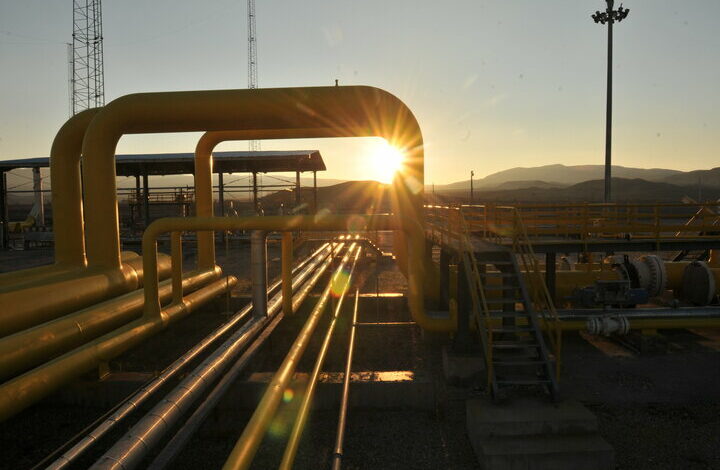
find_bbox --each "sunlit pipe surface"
[0,254,173,338]
[77,86,443,326]
[47,244,332,470]
[250,230,268,319]
[222,243,358,470]
[279,243,362,470]
[0,267,219,381]
[141,214,451,331]
[91,243,343,470]
[0,276,237,421]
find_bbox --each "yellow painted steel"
[282,231,293,315]
[0,254,173,337]
[171,232,183,305]
[0,275,237,421]
[79,86,424,277]
[0,268,220,381]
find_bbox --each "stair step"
[493,360,545,367]
[485,298,522,304]
[492,341,539,349]
[480,272,516,278]
[482,285,519,291]
[491,326,534,333]
[495,378,551,386]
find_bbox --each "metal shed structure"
[0,150,326,248]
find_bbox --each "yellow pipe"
[69,85,440,328]
[0,109,101,288]
[222,244,358,470]
[282,232,293,316]
[0,254,173,337]
[80,86,423,276]
[0,267,220,381]
[0,275,237,421]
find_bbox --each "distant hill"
[259,180,391,213]
[437,164,684,191]
[435,177,720,204]
[493,180,567,190]
[663,167,720,188]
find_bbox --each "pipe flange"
[682,261,715,306]
[642,255,667,298]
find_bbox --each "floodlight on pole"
[592,1,629,203]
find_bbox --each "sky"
[1,0,719,185]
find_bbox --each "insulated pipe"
[79,86,425,316]
[0,254,173,337]
[46,244,332,469]
[331,290,360,470]
[250,230,268,318]
[279,243,362,470]
[140,214,451,331]
[90,243,345,470]
[0,267,220,381]
[222,243,358,470]
[0,275,237,421]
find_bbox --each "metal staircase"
[458,207,560,401]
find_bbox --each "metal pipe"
[90,243,344,470]
[222,243,357,470]
[46,245,331,469]
[250,230,268,318]
[282,231,293,315]
[0,276,237,421]
[0,254,173,337]
[147,246,339,470]
[331,289,360,470]
[77,86,431,328]
[0,267,219,381]
[280,243,362,470]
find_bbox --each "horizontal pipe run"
[46,244,332,470]
[222,243,357,470]
[90,244,343,470]
[0,276,237,422]
[148,245,342,470]
[280,244,362,470]
[0,268,220,382]
[0,254,173,337]
[332,290,360,470]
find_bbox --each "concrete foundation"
[466,397,614,470]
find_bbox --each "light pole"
[592,1,629,203]
[470,170,475,203]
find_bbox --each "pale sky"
[1,0,719,184]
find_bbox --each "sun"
[369,141,405,184]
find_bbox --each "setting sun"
[369,141,405,184]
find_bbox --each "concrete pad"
[467,396,598,437]
[466,397,614,470]
[477,434,614,470]
[224,370,434,411]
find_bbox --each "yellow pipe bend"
[77,86,446,330]
[0,108,101,289]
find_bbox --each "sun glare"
[370,142,405,184]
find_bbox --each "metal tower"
[248,0,260,151]
[71,0,105,115]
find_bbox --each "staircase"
[458,207,560,401]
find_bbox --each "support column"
[142,172,150,227]
[454,258,472,352]
[218,172,226,242]
[252,172,259,215]
[133,175,141,226]
[0,171,7,249]
[251,230,268,319]
[32,167,44,226]
[545,252,557,304]
[295,170,301,210]
[313,170,318,214]
[439,248,451,310]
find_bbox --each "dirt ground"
[1,243,719,469]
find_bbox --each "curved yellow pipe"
[0,108,101,289]
[78,86,446,330]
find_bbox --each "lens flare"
[282,388,294,403]
[331,269,350,297]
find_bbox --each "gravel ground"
[2,244,720,469]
